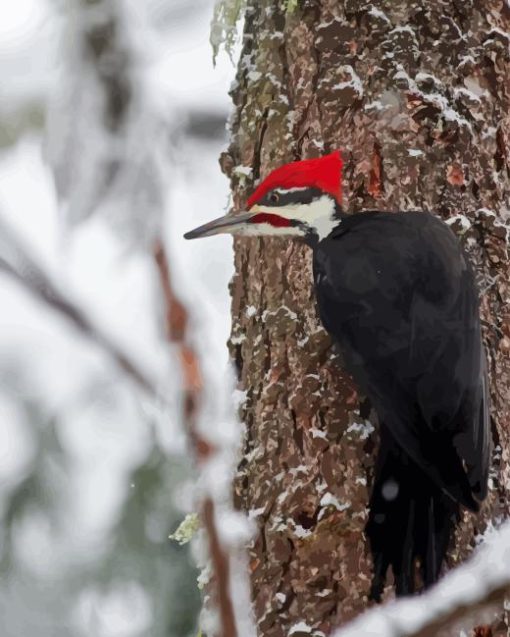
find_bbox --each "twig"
[0,215,159,401]
[153,239,238,637]
[0,215,241,635]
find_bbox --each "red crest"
[247,151,343,209]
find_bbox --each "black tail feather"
[366,426,460,600]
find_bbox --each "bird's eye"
[269,192,280,204]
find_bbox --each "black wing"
[314,211,490,508]
[410,218,490,502]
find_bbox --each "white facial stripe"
[254,195,338,240]
[274,187,309,194]
[237,223,304,237]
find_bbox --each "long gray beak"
[184,211,253,240]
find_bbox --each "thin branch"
[153,239,239,637]
[0,215,160,401]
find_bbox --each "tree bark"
[223,2,510,635]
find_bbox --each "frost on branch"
[210,0,246,64]
[46,0,168,249]
[154,243,256,637]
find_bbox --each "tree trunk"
[223,2,510,635]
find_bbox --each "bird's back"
[313,209,489,596]
[313,210,489,504]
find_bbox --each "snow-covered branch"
[210,0,245,63]
[43,0,254,633]
[154,240,255,637]
[0,213,159,400]
[334,522,510,637]
[46,0,167,247]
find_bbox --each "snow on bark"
[224,0,510,635]
[334,520,510,637]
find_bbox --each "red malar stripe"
[250,213,291,227]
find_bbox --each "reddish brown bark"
[223,1,510,636]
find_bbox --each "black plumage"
[183,150,491,599]
[311,210,490,598]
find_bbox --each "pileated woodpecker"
[184,151,490,599]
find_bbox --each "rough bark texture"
[223,2,510,635]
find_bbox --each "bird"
[184,151,490,600]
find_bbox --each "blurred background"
[0,1,238,635]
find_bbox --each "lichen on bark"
[211,0,247,63]
[222,1,510,635]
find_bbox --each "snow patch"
[320,493,350,512]
[368,7,390,23]
[416,71,442,86]
[364,100,385,111]
[454,87,482,103]
[445,214,472,233]
[232,389,248,408]
[332,65,364,98]
[248,507,266,520]
[390,25,416,36]
[346,421,375,440]
[292,524,312,539]
[289,621,313,635]
[262,305,298,322]
[289,464,309,477]
[393,65,472,131]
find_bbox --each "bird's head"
[184,151,343,242]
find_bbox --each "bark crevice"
[227,1,510,634]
